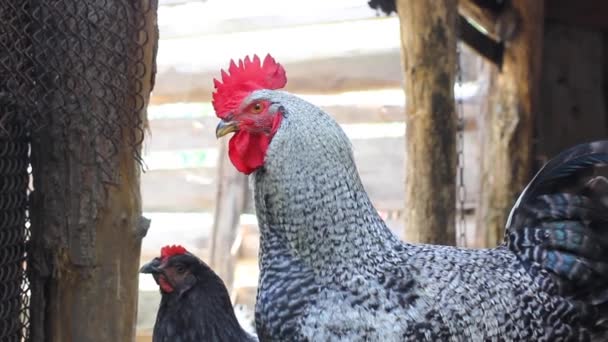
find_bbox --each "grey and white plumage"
[238,89,608,341]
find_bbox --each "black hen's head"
[140,245,256,341]
[140,245,202,296]
[140,245,227,297]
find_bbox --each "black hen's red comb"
[212,54,287,118]
[160,245,187,259]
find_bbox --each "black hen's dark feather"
[149,255,256,342]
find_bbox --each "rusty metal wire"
[0,0,153,340]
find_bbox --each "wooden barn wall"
[536,21,608,163]
[605,32,608,135]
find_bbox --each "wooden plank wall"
[142,100,482,214]
[537,22,608,161]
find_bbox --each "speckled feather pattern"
[246,90,608,341]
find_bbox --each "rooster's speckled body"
[244,91,608,341]
[212,55,608,341]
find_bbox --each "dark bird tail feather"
[506,141,608,314]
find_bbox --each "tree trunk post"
[28,1,158,341]
[476,0,544,247]
[398,0,458,245]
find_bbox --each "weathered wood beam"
[208,140,249,292]
[398,0,458,245]
[458,15,504,67]
[476,0,544,247]
[151,47,482,105]
[368,0,512,67]
[458,0,518,42]
[458,0,500,37]
[153,51,400,104]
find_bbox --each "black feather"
[144,253,257,342]
[506,141,608,306]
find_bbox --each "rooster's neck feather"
[249,91,404,273]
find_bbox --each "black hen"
[140,245,257,342]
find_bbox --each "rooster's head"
[213,54,287,174]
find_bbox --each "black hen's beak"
[216,119,238,138]
[140,257,162,274]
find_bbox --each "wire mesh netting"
[0,0,155,340]
[0,0,152,169]
[0,121,29,341]
[0,3,33,340]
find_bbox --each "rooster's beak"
[216,120,238,138]
[140,258,162,274]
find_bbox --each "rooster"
[140,245,257,342]
[213,54,608,341]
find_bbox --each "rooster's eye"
[251,102,264,114]
[175,265,185,274]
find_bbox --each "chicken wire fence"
[0,120,30,341]
[0,0,154,340]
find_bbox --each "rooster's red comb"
[160,245,187,259]
[212,54,287,118]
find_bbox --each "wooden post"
[398,0,458,245]
[476,0,544,247]
[28,1,158,341]
[209,139,249,292]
